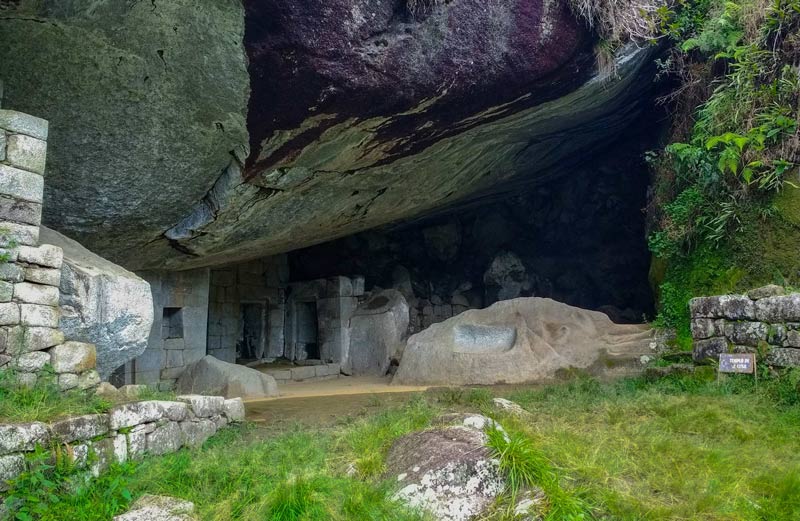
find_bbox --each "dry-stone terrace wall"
[690,285,800,367]
[0,395,245,493]
[0,102,101,391]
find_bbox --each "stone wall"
[260,362,341,384]
[0,102,100,391]
[129,270,211,390]
[0,395,245,493]
[207,256,289,363]
[286,276,363,366]
[690,285,800,367]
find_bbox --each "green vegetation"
[6,371,799,520]
[0,369,112,423]
[648,0,800,345]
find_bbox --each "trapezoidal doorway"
[238,303,266,362]
[295,301,320,360]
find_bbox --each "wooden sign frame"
[717,353,757,385]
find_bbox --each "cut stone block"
[5,134,47,175]
[163,337,185,350]
[145,421,184,456]
[0,110,48,140]
[315,363,340,377]
[748,285,786,300]
[0,132,4,162]
[50,342,97,373]
[77,370,101,390]
[89,437,115,477]
[722,321,769,347]
[176,395,225,418]
[0,164,43,203]
[0,422,49,455]
[689,295,756,320]
[69,443,90,469]
[109,401,189,430]
[291,365,316,380]
[19,303,59,327]
[0,196,41,226]
[9,326,64,352]
[112,434,128,464]
[0,281,12,302]
[693,337,728,364]
[23,266,60,286]
[17,244,62,268]
[180,419,216,448]
[766,348,800,367]
[0,262,22,282]
[58,373,79,391]
[223,398,245,422]
[11,350,49,372]
[0,248,18,263]
[13,282,59,306]
[51,414,110,444]
[785,330,800,348]
[691,318,723,340]
[13,372,38,388]
[0,302,20,326]
[755,294,800,322]
[0,454,24,491]
[0,221,39,247]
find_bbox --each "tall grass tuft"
[487,425,593,520]
[0,368,112,423]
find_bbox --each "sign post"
[718,353,757,385]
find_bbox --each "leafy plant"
[650,0,800,330]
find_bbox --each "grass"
[3,370,799,520]
[0,369,113,423]
[0,368,177,424]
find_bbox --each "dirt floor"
[244,376,429,426]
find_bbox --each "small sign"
[719,353,756,374]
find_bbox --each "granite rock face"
[41,226,153,379]
[0,0,657,271]
[0,0,250,270]
[394,297,653,385]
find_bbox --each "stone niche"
[121,270,210,391]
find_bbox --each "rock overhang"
[0,0,661,271]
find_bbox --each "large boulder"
[387,414,506,521]
[0,0,250,269]
[40,226,153,379]
[176,355,278,399]
[345,289,409,376]
[393,297,653,385]
[1,1,657,270]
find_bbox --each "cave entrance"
[294,301,320,361]
[237,302,266,362]
[285,123,658,328]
